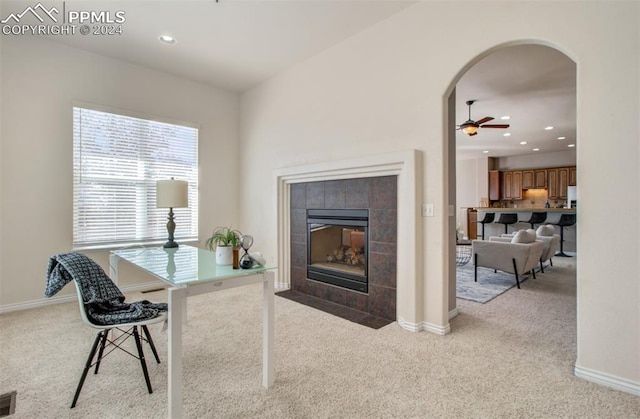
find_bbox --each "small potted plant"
[205,226,241,265]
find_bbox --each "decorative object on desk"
[156,178,188,248]
[250,252,266,266]
[239,234,254,269]
[205,226,242,265]
[232,247,240,269]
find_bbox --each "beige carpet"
[1,256,638,418]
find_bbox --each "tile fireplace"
[290,176,397,321]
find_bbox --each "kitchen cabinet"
[512,171,522,199]
[488,166,573,202]
[523,169,546,189]
[569,166,577,186]
[548,167,569,200]
[535,169,547,188]
[558,167,569,199]
[522,170,534,189]
[467,209,477,240]
[489,170,502,201]
[502,170,522,200]
[547,169,558,199]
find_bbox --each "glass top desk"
[109,245,276,419]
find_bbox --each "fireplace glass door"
[307,209,368,293]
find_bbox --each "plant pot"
[216,245,233,265]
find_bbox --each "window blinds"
[73,107,198,248]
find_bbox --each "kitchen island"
[475,208,576,252]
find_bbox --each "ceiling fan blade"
[475,116,494,125]
[481,124,510,129]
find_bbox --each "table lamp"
[156,178,188,248]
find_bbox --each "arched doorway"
[445,42,577,317]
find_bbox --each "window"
[73,106,198,249]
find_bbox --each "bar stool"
[525,212,547,229]
[476,212,495,240]
[495,213,518,234]
[552,213,576,257]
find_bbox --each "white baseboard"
[396,316,422,332]
[275,281,289,290]
[397,316,451,335]
[574,364,640,397]
[0,281,165,314]
[449,307,459,319]
[423,321,451,335]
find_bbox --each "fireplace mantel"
[274,150,444,333]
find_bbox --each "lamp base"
[163,240,179,248]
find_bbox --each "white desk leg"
[263,272,275,388]
[168,287,186,419]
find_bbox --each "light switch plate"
[423,204,434,217]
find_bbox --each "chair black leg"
[133,326,153,394]
[94,329,109,374]
[142,325,161,364]
[481,223,486,240]
[550,258,553,267]
[532,269,536,279]
[512,258,520,289]
[72,331,104,408]
[474,253,478,282]
[540,260,544,273]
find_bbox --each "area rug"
[456,263,530,304]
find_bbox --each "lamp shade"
[462,124,479,135]
[156,179,188,208]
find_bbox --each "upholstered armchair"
[472,230,545,289]
[501,225,560,273]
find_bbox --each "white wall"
[499,149,576,169]
[239,1,639,392]
[456,157,489,235]
[0,37,240,308]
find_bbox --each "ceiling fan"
[457,100,510,136]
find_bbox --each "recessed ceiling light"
[520,141,527,145]
[503,132,511,137]
[568,144,576,148]
[545,126,554,130]
[533,148,540,151]
[159,35,177,45]
[501,116,510,120]
[482,150,489,154]
[557,136,566,140]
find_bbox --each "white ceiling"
[5,0,415,91]
[4,1,576,159]
[455,45,576,160]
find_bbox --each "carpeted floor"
[1,255,638,418]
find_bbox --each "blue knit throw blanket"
[46,252,167,325]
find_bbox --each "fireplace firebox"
[306,209,369,293]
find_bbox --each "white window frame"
[73,104,199,250]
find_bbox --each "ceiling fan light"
[462,125,478,135]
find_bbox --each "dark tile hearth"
[276,290,394,329]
